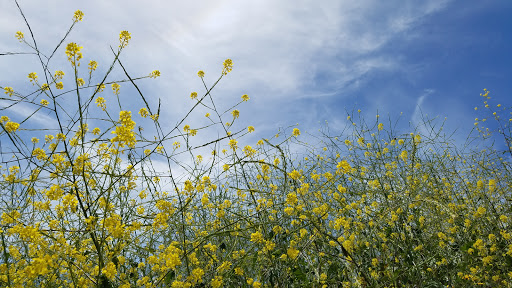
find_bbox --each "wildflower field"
[1,8,512,288]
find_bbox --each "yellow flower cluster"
[111,111,136,148]
[119,30,131,48]
[65,42,83,66]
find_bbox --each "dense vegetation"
[1,9,511,288]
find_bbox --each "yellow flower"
[65,42,83,64]
[4,121,20,133]
[73,10,84,22]
[139,108,149,118]
[95,97,106,110]
[40,99,49,106]
[197,70,205,77]
[4,87,14,97]
[41,83,49,91]
[28,72,38,83]
[76,78,85,86]
[248,126,255,133]
[190,92,198,99]
[54,70,65,80]
[222,59,233,75]
[378,123,384,131]
[229,139,238,150]
[111,83,120,95]
[88,60,98,72]
[101,262,117,280]
[287,247,300,259]
[242,94,250,101]
[56,82,64,89]
[15,31,24,42]
[205,113,210,118]
[231,109,240,118]
[211,276,223,288]
[92,128,101,135]
[250,231,264,243]
[288,170,301,180]
[95,83,105,93]
[119,30,131,48]
[292,128,300,137]
[149,70,160,78]
[1,116,9,123]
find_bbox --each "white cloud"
[0,0,454,148]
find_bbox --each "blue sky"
[1,0,511,157]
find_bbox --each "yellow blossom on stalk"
[211,276,223,288]
[0,116,9,123]
[190,92,198,99]
[4,87,14,97]
[56,82,64,89]
[15,31,24,42]
[95,97,106,110]
[222,58,233,75]
[474,206,486,218]
[242,94,250,101]
[232,109,240,118]
[65,42,83,65]
[3,121,20,133]
[111,111,136,148]
[288,170,301,180]
[293,128,300,137]
[95,83,105,93]
[149,70,160,78]
[111,83,120,95]
[229,139,238,150]
[248,126,255,133]
[28,72,38,84]
[54,70,65,80]
[119,30,131,48]
[336,160,351,174]
[205,113,210,117]
[190,268,205,284]
[40,99,49,106]
[139,108,149,118]
[101,262,117,280]
[92,127,100,135]
[150,114,159,121]
[73,10,84,22]
[378,123,384,131]
[40,83,49,91]
[287,246,300,259]
[197,70,205,78]
[250,231,264,243]
[88,60,98,73]
[414,134,422,145]
[400,150,408,162]
[76,78,84,87]
[488,179,496,192]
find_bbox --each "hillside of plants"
[1,9,511,288]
